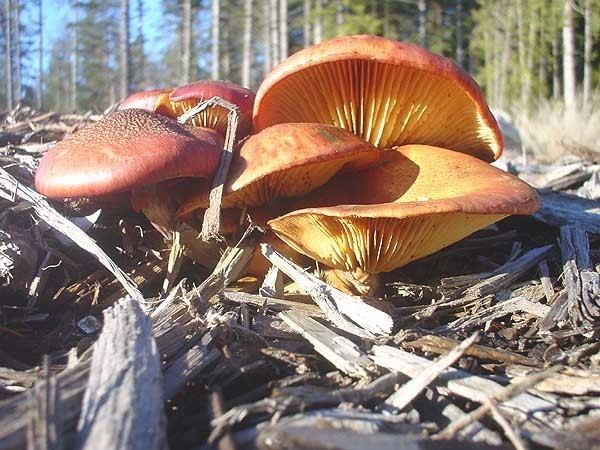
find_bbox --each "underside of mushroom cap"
[175,123,381,218]
[254,35,503,162]
[268,145,539,273]
[118,88,172,111]
[156,80,256,138]
[35,109,224,199]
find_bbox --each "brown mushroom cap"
[156,80,256,139]
[118,88,172,111]
[175,123,381,218]
[268,145,539,274]
[254,35,503,162]
[35,109,224,199]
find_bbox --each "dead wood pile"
[1,106,600,450]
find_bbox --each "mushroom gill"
[254,35,503,162]
[268,145,539,277]
[176,123,381,218]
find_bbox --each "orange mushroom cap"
[157,80,255,139]
[118,88,172,111]
[176,123,381,218]
[119,81,255,139]
[254,35,503,162]
[35,109,224,199]
[268,145,539,274]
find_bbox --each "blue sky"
[42,0,167,70]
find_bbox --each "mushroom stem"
[322,267,382,297]
[130,186,177,240]
[130,186,222,268]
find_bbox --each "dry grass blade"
[208,372,404,442]
[261,243,393,339]
[439,296,550,332]
[187,227,258,311]
[371,346,556,425]
[162,230,184,295]
[434,365,562,440]
[486,400,529,450]
[383,332,479,412]
[178,96,239,241]
[405,335,542,367]
[0,167,144,304]
[280,310,378,379]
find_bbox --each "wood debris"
[0,108,599,450]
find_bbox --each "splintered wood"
[1,107,600,450]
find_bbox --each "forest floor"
[0,106,600,450]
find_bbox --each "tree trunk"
[483,29,493,102]
[182,0,192,83]
[13,0,20,104]
[383,0,391,38]
[263,0,271,75]
[70,0,78,111]
[524,2,538,113]
[335,0,345,36]
[418,0,427,49]
[313,0,323,44]
[562,0,576,114]
[37,0,43,109]
[136,0,145,89]
[280,0,288,60]
[583,0,592,111]
[498,7,513,111]
[303,0,311,46]
[119,0,130,100]
[222,24,230,79]
[242,0,252,87]
[455,0,464,67]
[270,0,279,66]
[552,9,561,100]
[211,0,220,80]
[539,9,547,100]
[4,0,13,110]
[492,26,501,107]
[516,0,525,110]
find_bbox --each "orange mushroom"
[35,109,223,237]
[176,123,381,219]
[118,88,171,111]
[268,145,539,293]
[120,81,255,139]
[254,35,502,162]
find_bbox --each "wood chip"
[74,298,166,450]
[261,243,393,339]
[535,190,600,234]
[371,345,557,426]
[383,332,479,412]
[280,311,377,379]
[0,167,145,305]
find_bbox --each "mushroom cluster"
[34,35,540,297]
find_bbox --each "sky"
[41,0,167,70]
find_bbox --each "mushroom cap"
[156,80,256,139]
[268,145,539,273]
[254,35,503,162]
[35,109,224,199]
[118,88,172,111]
[176,123,381,218]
